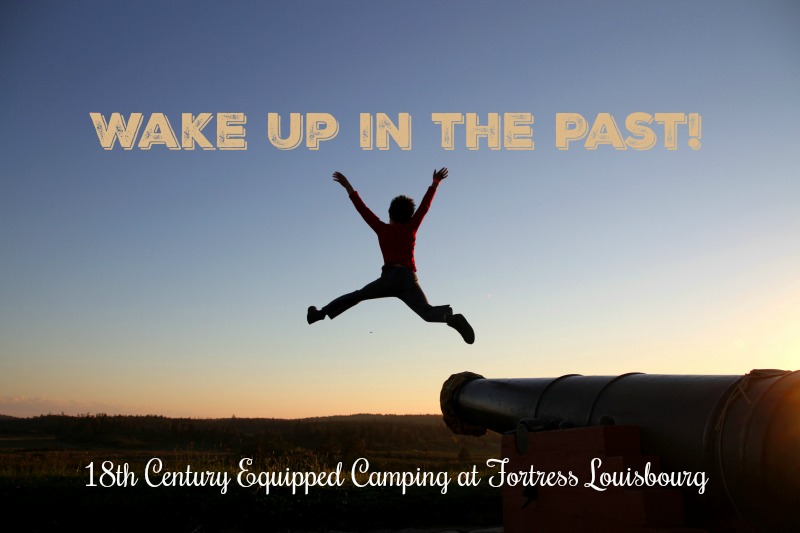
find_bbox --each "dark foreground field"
[0,414,502,532]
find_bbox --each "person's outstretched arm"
[410,167,447,228]
[333,171,382,231]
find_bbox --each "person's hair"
[388,195,415,224]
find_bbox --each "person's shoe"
[447,314,475,344]
[307,306,325,324]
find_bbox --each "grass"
[1,414,503,532]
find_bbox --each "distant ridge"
[0,412,498,456]
[299,413,439,422]
[0,412,439,422]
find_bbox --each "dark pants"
[323,267,451,322]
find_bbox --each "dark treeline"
[0,413,498,464]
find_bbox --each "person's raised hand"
[333,171,354,194]
[432,167,448,184]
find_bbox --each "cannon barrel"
[440,369,800,530]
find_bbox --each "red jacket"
[348,185,437,272]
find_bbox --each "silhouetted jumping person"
[307,168,475,344]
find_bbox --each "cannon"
[440,369,800,531]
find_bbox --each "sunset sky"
[1,1,798,418]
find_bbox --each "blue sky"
[1,1,798,417]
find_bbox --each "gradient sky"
[1,1,798,418]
